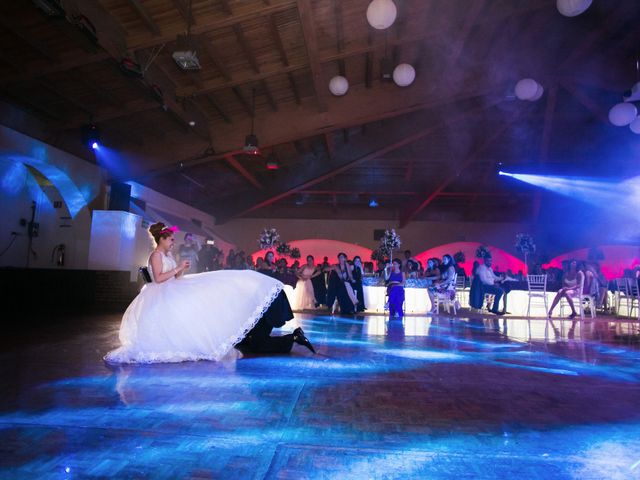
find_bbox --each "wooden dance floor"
[2,311,640,479]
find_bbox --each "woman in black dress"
[326,252,357,314]
[351,256,366,312]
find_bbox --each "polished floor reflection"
[2,311,640,479]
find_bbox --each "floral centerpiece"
[379,229,401,258]
[515,234,536,274]
[259,227,280,250]
[275,242,291,256]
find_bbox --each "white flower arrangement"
[515,234,536,254]
[259,227,280,250]
[380,229,401,255]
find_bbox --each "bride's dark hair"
[149,222,173,244]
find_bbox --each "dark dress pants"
[482,284,504,313]
[237,289,295,354]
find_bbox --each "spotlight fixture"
[188,120,196,127]
[369,198,379,208]
[243,88,261,156]
[81,123,101,150]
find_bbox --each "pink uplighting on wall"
[251,239,373,263]
[544,245,640,280]
[414,242,526,276]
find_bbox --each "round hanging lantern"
[557,0,593,17]
[329,75,349,96]
[392,63,416,87]
[608,102,638,126]
[366,0,397,30]
[630,116,640,134]
[529,84,544,101]
[514,78,539,100]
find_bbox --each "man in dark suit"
[236,290,315,354]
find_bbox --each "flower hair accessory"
[160,226,179,235]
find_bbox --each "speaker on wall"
[108,182,131,212]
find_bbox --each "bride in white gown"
[293,255,319,310]
[105,223,286,364]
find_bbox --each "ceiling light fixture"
[244,88,261,155]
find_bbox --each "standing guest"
[258,251,278,278]
[476,255,506,315]
[198,240,218,273]
[276,258,297,288]
[255,257,265,271]
[427,254,457,314]
[311,258,328,308]
[178,233,200,274]
[213,251,225,271]
[351,256,366,312]
[385,258,406,318]
[246,255,255,270]
[225,249,236,269]
[326,253,357,314]
[293,255,320,310]
[548,259,584,319]
[402,250,414,273]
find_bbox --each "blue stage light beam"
[500,172,640,212]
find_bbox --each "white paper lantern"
[329,75,349,96]
[557,0,593,17]
[529,84,544,101]
[366,0,397,30]
[630,116,640,134]
[608,102,638,127]
[392,63,416,87]
[515,78,539,100]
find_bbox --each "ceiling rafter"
[204,93,231,123]
[268,14,288,66]
[232,86,252,115]
[399,111,518,228]
[127,0,298,50]
[225,154,264,189]
[221,99,503,221]
[128,0,161,36]
[287,72,301,104]
[260,79,277,111]
[233,24,260,73]
[296,0,328,112]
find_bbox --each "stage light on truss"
[81,123,101,150]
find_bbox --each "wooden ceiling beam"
[225,154,264,189]
[233,25,260,73]
[56,98,160,130]
[268,14,289,66]
[440,0,485,78]
[560,81,608,124]
[196,34,232,81]
[296,0,328,112]
[219,0,233,16]
[0,52,110,85]
[222,100,502,220]
[69,0,210,139]
[232,87,252,115]
[128,0,161,36]
[398,112,516,228]
[176,1,547,99]
[260,79,277,111]
[127,0,297,50]
[287,72,301,104]
[204,93,232,123]
[35,77,94,116]
[172,0,196,25]
[0,17,58,61]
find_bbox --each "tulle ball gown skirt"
[105,270,284,364]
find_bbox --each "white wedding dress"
[105,252,284,364]
[293,265,317,310]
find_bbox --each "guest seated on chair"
[427,254,457,314]
[476,255,508,315]
[547,259,584,319]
